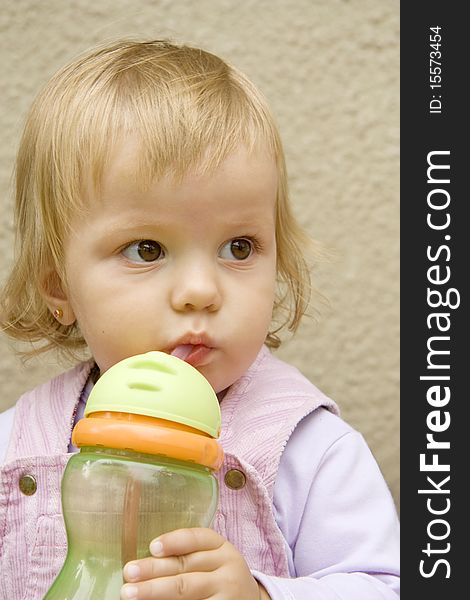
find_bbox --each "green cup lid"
[85,351,221,438]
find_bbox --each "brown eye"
[219,238,253,260]
[122,240,164,262]
[137,240,162,261]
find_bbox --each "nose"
[170,261,222,313]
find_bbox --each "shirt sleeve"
[253,408,400,599]
[0,406,16,465]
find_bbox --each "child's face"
[58,143,278,393]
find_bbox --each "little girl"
[0,39,399,599]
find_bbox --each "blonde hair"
[1,39,314,358]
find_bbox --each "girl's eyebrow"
[221,212,276,229]
[88,211,169,231]
[213,203,275,227]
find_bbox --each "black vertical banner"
[401,4,466,598]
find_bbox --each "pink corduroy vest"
[0,347,338,599]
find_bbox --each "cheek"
[239,273,276,326]
[64,277,110,343]
[260,261,277,306]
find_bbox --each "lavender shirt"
[0,383,400,599]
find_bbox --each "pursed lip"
[166,334,218,367]
[166,333,216,354]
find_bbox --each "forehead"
[92,140,278,215]
[72,141,279,242]
[105,137,275,183]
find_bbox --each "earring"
[53,308,63,320]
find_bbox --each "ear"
[39,269,76,326]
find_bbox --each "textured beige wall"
[0,0,399,507]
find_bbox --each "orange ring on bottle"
[72,412,224,471]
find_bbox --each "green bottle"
[44,351,223,599]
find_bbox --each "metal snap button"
[19,474,37,496]
[224,468,246,490]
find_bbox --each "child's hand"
[120,527,270,599]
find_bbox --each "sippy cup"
[44,351,223,599]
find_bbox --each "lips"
[170,344,196,361]
[169,336,215,368]
[171,344,212,367]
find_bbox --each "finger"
[152,527,225,557]
[123,550,221,583]
[121,571,215,600]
